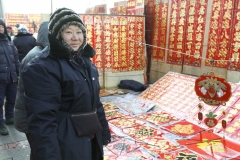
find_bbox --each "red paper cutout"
[177,131,240,159]
[163,120,203,137]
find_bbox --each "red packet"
[137,136,179,156]
[106,139,140,156]
[159,149,206,160]
[163,120,203,137]
[177,131,240,159]
[122,125,162,140]
[113,148,155,160]
[138,110,179,126]
[109,117,145,128]
[102,101,118,111]
[105,110,126,121]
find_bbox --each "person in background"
[14,21,49,159]
[22,8,111,160]
[0,19,20,135]
[6,25,14,40]
[13,24,36,62]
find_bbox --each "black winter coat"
[13,33,36,61]
[14,21,49,133]
[22,45,111,160]
[0,37,20,83]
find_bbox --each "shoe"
[5,118,14,125]
[0,124,9,135]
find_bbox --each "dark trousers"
[26,134,33,160]
[0,82,17,125]
[91,136,103,160]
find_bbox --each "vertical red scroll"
[128,16,137,71]
[119,17,129,71]
[206,0,234,68]
[111,17,121,71]
[167,0,188,65]
[93,16,103,69]
[184,0,208,67]
[103,16,112,71]
[228,0,240,71]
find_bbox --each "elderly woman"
[22,8,111,160]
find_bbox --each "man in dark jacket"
[0,19,20,135]
[22,8,111,160]
[13,24,36,62]
[14,21,49,134]
[14,21,49,160]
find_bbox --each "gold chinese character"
[188,24,194,33]
[196,33,202,41]
[234,32,240,41]
[198,16,204,23]
[180,9,186,17]
[189,7,195,15]
[224,1,233,10]
[172,10,177,19]
[171,18,177,25]
[189,0,196,6]
[180,1,187,8]
[199,6,205,15]
[187,33,193,41]
[179,17,185,25]
[196,25,203,32]
[177,34,183,41]
[212,10,220,19]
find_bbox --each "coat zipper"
[70,111,96,117]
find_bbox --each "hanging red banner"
[167,0,188,65]
[228,1,240,71]
[152,1,167,61]
[134,17,145,71]
[184,0,207,67]
[128,16,137,71]
[103,16,112,71]
[157,2,168,62]
[119,17,129,71]
[111,17,121,71]
[93,16,103,69]
[151,4,160,60]
[206,0,233,68]
[81,15,94,48]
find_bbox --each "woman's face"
[0,25,5,34]
[62,25,84,51]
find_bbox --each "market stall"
[102,72,240,159]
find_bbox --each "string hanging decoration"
[194,72,232,106]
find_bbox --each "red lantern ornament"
[195,72,232,106]
[204,112,218,128]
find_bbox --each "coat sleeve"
[22,63,62,160]
[96,100,111,145]
[12,45,20,76]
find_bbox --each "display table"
[103,72,240,159]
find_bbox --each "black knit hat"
[0,19,11,41]
[48,8,87,54]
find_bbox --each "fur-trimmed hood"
[48,33,95,59]
[48,7,94,59]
